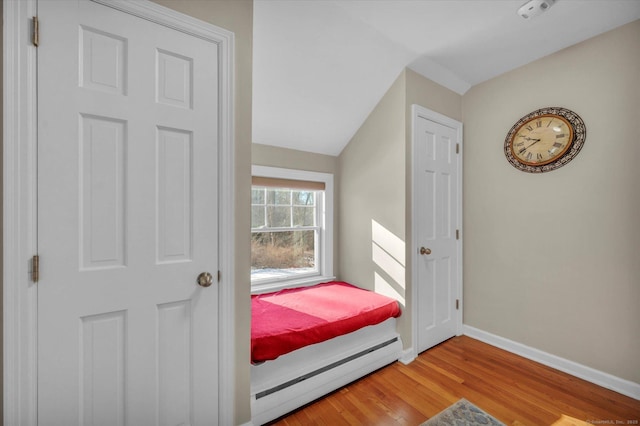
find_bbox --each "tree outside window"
[251,186,320,282]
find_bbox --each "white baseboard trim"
[463,325,640,401]
[399,348,416,365]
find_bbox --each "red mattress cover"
[251,281,401,363]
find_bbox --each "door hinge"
[217,270,221,282]
[456,299,459,310]
[32,16,40,47]
[456,229,460,240]
[31,255,40,283]
[456,143,460,154]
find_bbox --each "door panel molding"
[410,105,463,360]
[2,1,235,424]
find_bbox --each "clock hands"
[518,138,541,154]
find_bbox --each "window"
[251,166,333,292]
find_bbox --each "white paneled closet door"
[415,113,461,353]
[37,1,220,424]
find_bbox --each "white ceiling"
[252,0,640,156]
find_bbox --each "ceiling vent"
[517,0,557,19]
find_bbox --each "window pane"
[293,206,315,227]
[251,206,265,228]
[251,188,265,204]
[267,189,291,205]
[266,206,291,227]
[251,230,316,280]
[293,191,315,206]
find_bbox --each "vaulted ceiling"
[252,0,640,156]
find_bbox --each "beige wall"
[462,20,640,383]
[338,69,463,349]
[405,68,463,123]
[252,143,340,277]
[151,1,253,422]
[253,143,338,175]
[338,71,407,338]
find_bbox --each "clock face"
[504,107,586,173]
[511,114,573,166]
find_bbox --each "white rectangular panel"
[157,127,193,263]
[436,257,452,324]
[423,130,436,161]
[157,49,193,109]
[422,170,436,240]
[437,135,452,164]
[80,26,127,95]
[80,311,126,426]
[158,301,193,426]
[422,259,437,330]
[436,173,451,238]
[80,115,127,270]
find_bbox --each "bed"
[250,281,403,424]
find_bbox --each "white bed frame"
[250,317,403,425]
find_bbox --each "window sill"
[251,275,336,295]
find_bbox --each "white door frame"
[3,1,236,424]
[409,104,463,361]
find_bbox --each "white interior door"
[37,1,220,424]
[414,110,461,353]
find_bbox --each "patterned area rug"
[421,399,505,426]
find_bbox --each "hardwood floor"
[269,336,640,425]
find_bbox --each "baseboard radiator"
[255,337,398,400]
[250,319,403,425]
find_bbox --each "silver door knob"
[419,247,432,255]
[197,272,213,287]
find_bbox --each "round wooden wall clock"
[504,107,586,173]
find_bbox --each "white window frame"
[251,165,334,293]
